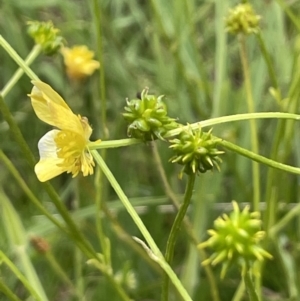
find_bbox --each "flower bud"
[169,127,223,178]
[123,89,178,141]
[198,201,272,278]
[225,3,261,35]
[27,21,64,55]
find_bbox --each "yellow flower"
[29,81,97,182]
[61,45,100,80]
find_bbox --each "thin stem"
[0,280,23,301]
[45,251,77,293]
[73,179,85,300]
[264,65,300,231]
[0,251,43,301]
[94,166,111,264]
[91,0,110,266]
[92,0,108,139]
[74,246,85,300]
[243,270,259,301]
[256,32,279,91]
[91,150,192,301]
[238,34,260,211]
[161,174,196,301]
[0,35,39,81]
[1,45,42,97]
[0,149,66,233]
[275,0,300,32]
[219,139,300,175]
[151,142,220,301]
[87,260,131,301]
[0,94,36,167]
[232,280,246,301]
[212,0,228,117]
[88,112,300,150]
[102,204,162,274]
[269,202,300,237]
[151,142,181,209]
[167,112,300,137]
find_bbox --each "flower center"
[54,130,94,177]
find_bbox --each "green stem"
[91,0,111,267]
[238,34,260,211]
[94,167,111,264]
[102,204,162,274]
[0,251,43,301]
[45,252,76,293]
[212,0,228,117]
[219,139,300,175]
[269,203,300,237]
[161,174,196,301]
[91,150,192,301]
[264,67,300,231]
[256,32,279,90]
[275,0,300,31]
[1,45,41,97]
[152,142,221,301]
[0,94,36,167]
[232,280,246,301]
[168,112,300,137]
[73,179,85,300]
[92,0,108,139]
[74,245,85,300]
[0,280,23,301]
[151,142,181,209]
[88,112,300,150]
[87,259,131,301]
[243,270,259,301]
[0,35,39,81]
[0,149,66,233]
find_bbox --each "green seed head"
[27,21,64,55]
[198,201,272,278]
[225,3,261,35]
[123,88,178,141]
[169,126,223,178]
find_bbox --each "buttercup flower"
[61,46,100,80]
[29,81,98,182]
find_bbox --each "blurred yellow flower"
[61,45,100,80]
[29,81,98,182]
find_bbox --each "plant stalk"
[161,174,196,301]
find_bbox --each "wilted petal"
[37,129,60,159]
[34,130,66,181]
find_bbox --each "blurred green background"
[1,0,300,300]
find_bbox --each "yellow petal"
[29,81,84,135]
[35,158,66,182]
[31,81,70,109]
